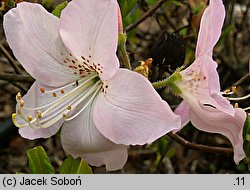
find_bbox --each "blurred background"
[0,0,249,173]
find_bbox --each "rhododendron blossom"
[174,0,246,164]
[4,0,181,170]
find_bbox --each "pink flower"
[174,0,246,164]
[4,0,181,170]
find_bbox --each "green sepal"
[52,1,68,18]
[59,156,93,174]
[118,33,127,48]
[167,72,182,84]
[27,146,55,174]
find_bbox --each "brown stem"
[168,132,233,155]
[125,0,168,32]
[0,73,34,83]
[0,43,23,74]
[233,73,250,87]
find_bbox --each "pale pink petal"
[61,102,128,171]
[195,0,225,57]
[190,102,246,164]
[3,2,77,86]
[199,55,220,94]
[60,0,119,80]
[179,56,234,116]
[174,100,191,127]
[93,69,181,145]
[18,81,63,139]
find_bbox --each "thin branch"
[125,0,168,32]
[233,73,250,86]
[0,73,34,83]
[168,132,233,155]
[0,43,23,74]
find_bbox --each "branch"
[0,43,23,74]
[125,0,168,32]
[0,73,34,83]
[233,73,250,86]
[168,132,233,155]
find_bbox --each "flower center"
[13,73,102,129]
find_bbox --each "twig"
[168,132,233,155]
[233,73,250,86]
[0,73,34,83]
[125,0,168,32]
[0,43,23,74]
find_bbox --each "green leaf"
[27,146,55,174]
[52,1,68,18]
[59,156,93,174]
[118,0,138,18]
[165,147,176,158]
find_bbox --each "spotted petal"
[3,2,78,86]
[93,69,181,145]
[60,0,119,80]
[61,102,128,171]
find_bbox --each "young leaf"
[59,156,93,174]
[27,146,55,174]
[52,1,68,18]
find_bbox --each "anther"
[234,103,239,108]
[40,88,45,93]
[17,92,22,100]
[224,89,230,94]
[28,115,33,121]
[61,89,65,94]
[53,92,57,97]
[19,100,24,107]
[37,111,42,119]
[63,113,68,119]
[67,105,72,110]
[232,86,237,93]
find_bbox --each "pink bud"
[117,2,123,33]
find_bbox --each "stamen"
[17,92,22,100]
[37,111,42,119]
[228,94,250,101]
[224,89,230,94]
[19,100,24,107]
[67,105,72,110]
[234,103,239,108]
[13,73,101,129]
[40,88,45,93]
[20,74,98,111]
[28,115,33,121]
[244,106,250,111]
[65,84,101,121]
[232,86,237,93]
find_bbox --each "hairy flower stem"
[118,33,132,70]
[152,72,182,94]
